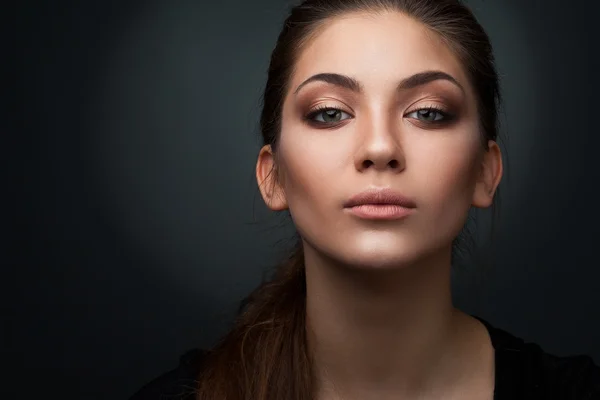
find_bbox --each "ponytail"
[195,241,315,400]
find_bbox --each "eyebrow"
[293,70,464,95]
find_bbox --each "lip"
[344,187,417,208]
[343,187,416,220]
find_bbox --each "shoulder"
[509,344,600,399]
[129,349,207,400]
[476,316,600,399]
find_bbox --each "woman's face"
[258,11,501,269]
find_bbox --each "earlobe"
[472,140,503,208]
[256,145,288,211]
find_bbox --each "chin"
[303,228,446,272]
[336,236,426,270]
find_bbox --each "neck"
[304,244,465,399]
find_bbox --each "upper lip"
[344,187,416,208]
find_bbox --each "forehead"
[290,11,470,95]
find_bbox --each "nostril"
[389,160,399,168]
[362,160,374,168]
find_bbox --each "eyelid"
[404,104,456,124]
[304,105,353,126]
[404,101,450,114]
[304,103,354,118]
[306,99,353,113]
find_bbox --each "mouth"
[343,187,416,220]
[344,204,414,220]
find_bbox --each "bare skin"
[256,10,502,400]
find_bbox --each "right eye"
[306,107,353,125]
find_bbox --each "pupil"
[325,110,339,121]
[420,109,434,120]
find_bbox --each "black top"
[130,316,600,399]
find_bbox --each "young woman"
[131,0,600,399]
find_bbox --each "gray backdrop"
[8,0,596,399]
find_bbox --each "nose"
[354,115,405,173]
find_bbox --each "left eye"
[406,108,448,122]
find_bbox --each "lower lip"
[345,204,414,220]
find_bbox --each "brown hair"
[195,0,501,399]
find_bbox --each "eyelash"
[304,104,455,127]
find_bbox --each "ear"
[472,140,503,208]
[256,145,288,211]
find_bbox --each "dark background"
[8,0,596,399]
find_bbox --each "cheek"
[433,150,478,195]
[415,138,481,230]
[276,128,343,224]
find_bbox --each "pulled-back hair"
[195,1,501,399]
